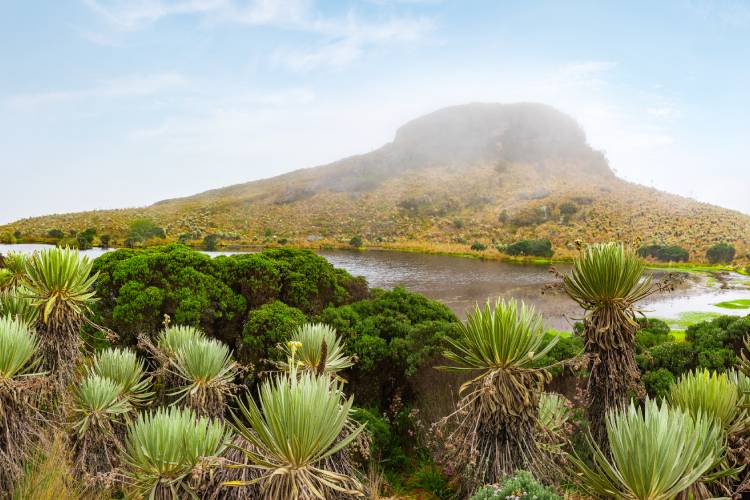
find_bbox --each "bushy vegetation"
[504,239,554,257]
[320,287,460,406]
[637,243,689,262]
[637,316,750,388]
[706,242,736,263]
[90,245,366,348]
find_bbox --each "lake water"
[2,244,749,330]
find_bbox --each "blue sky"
[2,0,749,224]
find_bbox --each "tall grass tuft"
[71,374,130,479]
[570,399,725,500]
[89,347,153,408]
[24,247,98,383]
[122,406,231,500]
[276,323,353,377]
[228,361,365,499]
[170,338,239,417]
[0,315,46,492]
[562,242,663,447]
[436,298,559,493]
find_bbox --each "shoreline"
[2,238,746,275]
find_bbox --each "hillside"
[3,102,750,263]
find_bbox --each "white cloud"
[83,0,435,70]
[83,0,228,31]
[5,73,187,110]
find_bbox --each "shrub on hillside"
[125,218,166,247]
[349,235,363,248]
[558,201,578,216]
[509,207,548,226]
[637,244,689,262]
[706,242,736,263]
[470,241,486,251]
[504,239,554,258]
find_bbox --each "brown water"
[318,249,750,329]
[2,244,749,330]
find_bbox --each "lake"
[2,244,749,330]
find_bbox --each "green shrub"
[532,332,583,374]
[320,287,459,407]
[125,219,165,247]
[642,368,675,398]
[47,229,64,239]
[242,300,307,361]
[559,201,578,216]
[637,317,671,336]
[635,318,672,353]
[202,234,219,251]
[407,465,456,500]
[470,470,560,499]
[706,242,736,263]
[349,235,363,248]
[352,408,408,470]
[504,239,553,258]
[637,244,689,262]
[510,207,548,226]
[470,241,487,251]
[639,341,695,376]
[91,245,361,347]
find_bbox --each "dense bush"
[637,314,749,396]
[125,218,166,247]
[470,470,560,500]
[639,341,696,377]
[241,300,306,361]
[470,241,486,251]
[91,245,365,348]
[76,227,96,250]
[532,332,584,375]
[509,207,548,226]
[202,234,219,251]
[641,368,675,399]
[349,235,363,248]
[91,246,453,409]
[637,244,689,262]
[706,242,736,263]
[352,408,409,470]
[504,239,554,257]
[558,201,578,216]
[319,287,460,407]
[634,318,672,352]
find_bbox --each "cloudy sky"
[2,0,749,224]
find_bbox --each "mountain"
[3,103,749,262]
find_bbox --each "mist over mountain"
[4,103,749,261]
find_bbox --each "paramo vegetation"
[0,242,749,499]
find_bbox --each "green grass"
[659,312,723,330]
[545,329,572,338]
[669,330,686,342]
[713,299,750,310]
